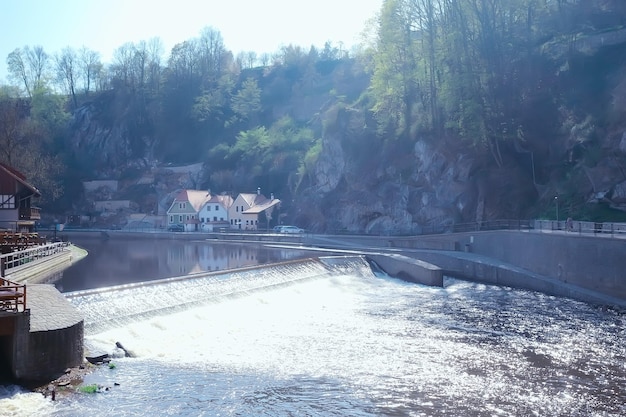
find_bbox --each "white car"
[277,226,304,234]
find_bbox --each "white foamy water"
[0,385,56,417]
[2,268,625,416]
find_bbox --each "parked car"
[279,225,304,234]
[167,224,184,232]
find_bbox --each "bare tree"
[27,46,49,92]
[198,27,226,84]
[259,53,271,67]
[6,48,30,97]
[245,51,257,68]
[78,46,102,95]
[6,45,50,97]
[146,37,164,92]
[111,42,136,87]
[55,47,78,108]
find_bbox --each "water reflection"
[56,237,313,293]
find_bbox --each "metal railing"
[0,242,70,278]
[0,277,26,312]
[533,219,626,237]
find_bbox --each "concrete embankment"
[1,244,87,383]
[310,230,626,309]
[367,253,443,287]
[6,244,87,284]
[0,285,84,383]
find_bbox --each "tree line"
[1,0,624,219]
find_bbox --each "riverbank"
[29,362,96,400]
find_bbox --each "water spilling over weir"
[2,253,625,416]
[66,256,376,335]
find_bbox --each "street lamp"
[554,196,559,224]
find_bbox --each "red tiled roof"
[244,199,281,214]
[174,189,211,211]
[0,162,41,197]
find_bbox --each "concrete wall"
[384,231,626,300]
[12,320,84,383]
[3,284,85,384]
[368,253,443,287]
[405,250,625,308]
[458,231,626,300]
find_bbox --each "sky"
[0,0,382,83]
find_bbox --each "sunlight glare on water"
[5,271,625,417]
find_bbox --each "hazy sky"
[0,0,382,83]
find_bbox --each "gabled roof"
[0,162,41,197]
[206,194,234,208]
[243,198,281,214]
[173,189,211,211]
[238,193,270,207]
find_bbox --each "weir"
[1,251,436,382]
[66,256,380,335]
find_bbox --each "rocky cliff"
[61,27,626,233]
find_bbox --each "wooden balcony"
[0,277,26,313]
[18,207,40,221]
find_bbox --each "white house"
[228,189,280,231]
[198,194,233,231]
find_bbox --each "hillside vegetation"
[2,0,626,233]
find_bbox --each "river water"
[1,238,625,416]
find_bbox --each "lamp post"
[554,196,559,224]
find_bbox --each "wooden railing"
[1,231,46,253]
[0,277,26,312]
[18,206,41,220]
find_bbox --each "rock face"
[300,107,482,234]
[70,102,132,170]
[59,22,626,233]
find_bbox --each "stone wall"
[12,320,84,383]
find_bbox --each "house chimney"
[257,187,261,195]
[270,193,274,200]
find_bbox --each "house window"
[213,216,217,221]
[0,195,16,209]
[201,217,204,223]
[240,206,244,212]
[169,215,173,223]
[179,215,183,222]
[236,206,239,212]
[186,215,190,221]
[215,205,219,211]
[207,206,211,211]
[220,217,224,221]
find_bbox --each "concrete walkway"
[27,284,83,332]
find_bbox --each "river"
[0,237,624,416]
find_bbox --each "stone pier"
[0,284,83,383]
